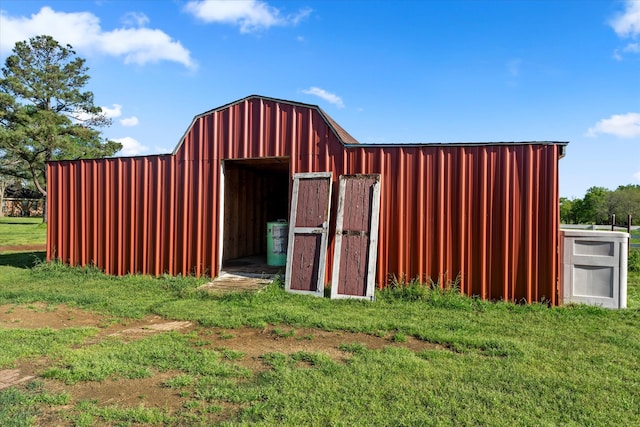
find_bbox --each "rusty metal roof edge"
[315,106,360,145]
[344,141,569,159]
[172,94,361,155]
[47,152,173,165]
[342,140,569,148]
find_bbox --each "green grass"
[42,331,249,384]
[1,218,640,425]
[629,248,640,272]
[627,270,640,308]
[0,381,70,427]
[0,261,204,318]
[0,327,98,368]
[0,217,46,247]
[72,401,173,426]
[232,346,633,426]
[0,216,46,269]
[1,263,639,425]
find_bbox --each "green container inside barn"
[266,221,288,266]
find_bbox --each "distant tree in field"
[608,185,640,225]
[560,197,575,224]
[566,184,640,225]
[571,186,610,224]
[0,35,121,221]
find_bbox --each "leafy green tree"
[560,197,575,224]
[571,186,610,224]
[0,35,121,221]
[569,196,584,223]
[608,185,640,225]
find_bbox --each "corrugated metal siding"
[48,155,178,276]
[48,96,561,304]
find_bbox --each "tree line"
[561,185,640,225]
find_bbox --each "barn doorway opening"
[221,157,290,276]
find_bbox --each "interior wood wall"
[222,163,289,261]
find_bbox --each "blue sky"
[1,0,639,199]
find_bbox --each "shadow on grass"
[0,222,43,225]
[0,251,45,269]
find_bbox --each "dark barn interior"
[221,157,290,272]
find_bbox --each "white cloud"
[98,27,194,67]
[114,136,148,156]
[184,0,311,33]
[609,1,640,60]
[70,103,120,123]
[614,41,640,60]
[72,104,139,128]
[101,104,123,119]
[120,116,139,127]
[70,110,94,123]
[302,87,345,109]
[613,49,624,61]
[0,7,195,69]
[610,0,640,38]
[121,12,150,28]
[634,171,640,182]
[586,112,640,138]
[623,42,640,53]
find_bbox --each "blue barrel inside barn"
[266,221,288,266]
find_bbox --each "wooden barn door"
[330,174,381,300]
[285,172,333,297]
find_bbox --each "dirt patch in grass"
[0,244,46,253]
[197,326,435,372]
[0,304,194,337]
[0,303,106,329]
[1,303,440,425]
[37,372,190,427]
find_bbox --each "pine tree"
[0,35,122,222]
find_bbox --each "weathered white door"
[330,174,381,300]
[285,172,333,296]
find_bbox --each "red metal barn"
[47,95,567,304]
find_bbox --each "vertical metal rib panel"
[48,155,175,277]
[47,97,561,304]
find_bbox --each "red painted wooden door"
[330,174,381,300]
[285,172,333,296]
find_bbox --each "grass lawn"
[1,222,639,426]
[0,216,46,247]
